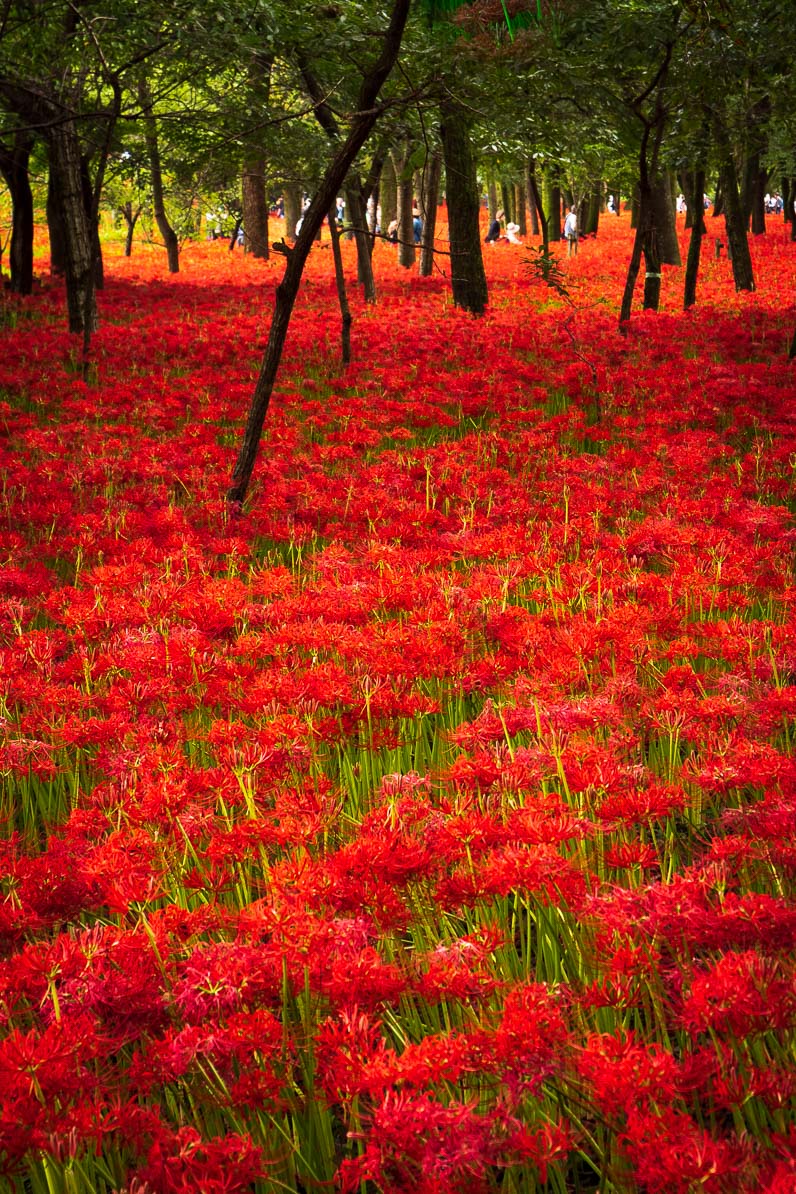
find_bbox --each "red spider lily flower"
[678,950,796,1037]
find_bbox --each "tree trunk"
[139,79,179,273]
[241,53,272,258]
[242,157,269,257]
[47,167,67,276]
[487,180,498,222]
[683,166,705,309]
[547,178,561,240]
[528,161,548,251]
[650,172,680,265]
[642,199,662,311]
[379,156,397,232]
[500,180,512,223]
[620,210,646,325]
[228,0,411,507]
[327,202,352,365]
[583,189,600,236]
[392,144,415,269]
[750,165,767,235]
[122,202,141,257]
[714,122,755,291]
[439,95,488,315]
[0,131,34,295]
[419,145,442,277]
[712,181,724,219]
[283,184,303,244]
[345,183,376,299]
[48,120,98,334]
[80,155,104,289]
[516,183,527,236]
[526,161,539,235]
[681,169,706,235]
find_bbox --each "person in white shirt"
[564,206,578,256]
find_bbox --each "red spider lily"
[1,216,794,1187]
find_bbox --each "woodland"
[1,1,795,1191]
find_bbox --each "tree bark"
[439,94,487,315]
[379,156,397,232]
[283,184,302,243]
[714,120,755,291]
[516,183,527,236]
[527,160,548,251]
[419,145,442,277]
[139,79,179,273]
[327,202,352,365]
[47,169,67,276]
[392,143,415,269]
[241,53,272,258]
[525,162,538,235]
[0,130,34,295]
[228,0,412,507]
[345,183,376,299]
[547,178,561,240]
[683,165,705,309]
[650,172,680,265]
[80,155,104,289]
[487,180,498,222]
[48,118,98,334]
[122,202,141,256]
[242,158,269,257]
[500,180,512,223]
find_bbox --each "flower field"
[1,213,795,1192]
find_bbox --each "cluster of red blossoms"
[0,212,794,1191]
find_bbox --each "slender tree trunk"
[0,131,34,295]
[48,119,97,334]
[345,183,376,299]
[650,172,681,265]
[528,161,548,251]
[487,180,498,222]
[439,94,488,315]
[139,80,179,273]
[80,156,104,289]
[620,214,646,325]
[241,53,272,258]
[379,156,397,232]
[392,144,415,269]
[526,161,539,235]
[242,158,269,257]
[714,121,755,291]
[642,223,662,310]
[750,165,767,235]
[227,0,411,507]
[419,145,442,277]
[327,202,352,365]
[122,202,141,256]
[584,189,600,236]
[46,162,66,276]
[516,183,527,236]
[683,166,705,309]
[500,180,512,223]
[283,184,302,243]
[546,177,561,240]
[712,181,724,219]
